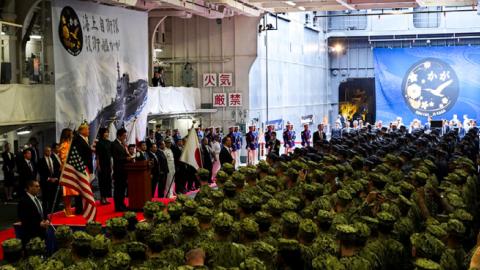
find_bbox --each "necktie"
[28,161,33,172]
[47,158,53,175]
[34,196,43,217]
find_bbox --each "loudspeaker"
[1,62,11,84]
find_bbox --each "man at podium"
[111,128,133,212]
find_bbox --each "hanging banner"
[374,46,480,125]
[52,0,148,142]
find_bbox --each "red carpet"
[50,197,174,226]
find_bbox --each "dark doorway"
[339,78,375,124]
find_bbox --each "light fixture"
[298,6,305,11]
[285,1,296,6]
[148,119,157,124]
[331,43,344,53]
[17,130,31,136]
[0,32,5,35]
[29,35,42,39]
[154,48,162,53]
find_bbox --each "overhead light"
[298,6,305,11]
[17,130,31,136]
[148,119,157,124]
[154,48,163,53]
[331,43,344,53]
[285,1,296,6]
[0,32,5,35]
[29,35,42,39]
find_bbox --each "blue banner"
[374,46,480,125]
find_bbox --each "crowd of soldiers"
[2,123,480,269]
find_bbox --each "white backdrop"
[52,0,148,141]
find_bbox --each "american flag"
[59,143,97,221]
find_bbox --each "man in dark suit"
[17,149,36,193]
[2,143,16,201]
[38,146,61,214]
[156,141,169,197]
[219,136,234,166]
[154,124,163,147]
[146,130,156,151]
[135,141,149,161]
[148,144,160,198]
[71,123,93,214]
[18,179,49,247]
[111,128,132,211]
[313,124,327,149]
[27,137,40,167]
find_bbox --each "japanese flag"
[180,127,203,170]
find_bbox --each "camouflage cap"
[277,238,300,252]
[55,225,73,242]
[238,194,255,211]
[261,184,276,195]
[223,180,237,193]
[107,251,131,269]
[154,211,171,224]
[26,237,46,255]
[213,212,234,234]
[399,195,413,207]
[299,219,318,240]
[264,198,283,215]
[0,265,16,270]
[386,185,401,196]
[301,205,316,219]
[211,190,225,203]
[126,241,147,255]
[446,219,465,235]
[241,218,260,238]
[335,224,358,242]
[251,241,276,259]
[446,193,466,208]
[325,165,338,175]
[336,189,352,201]
[283,199,298,212]
[444,172,461,184]
[86,221,102,236]
[135,221,152,232]
[222,163,235,175]
[316,209,335,222]
[176,194,189,204]
[449,209,473,222]
[196,206,214,223]
[240,257,266,270]
[2,238,22,252]
[106,217,128,230]
[198,198,214,208]
[216,170,230,184]
[376,211,396,225]
[23,256,44,269]
[285,168,299,180]
[91,234,111,252]
[232,171,246,187]
[123,211,137,220]
[263,176,279,188]
[303,183,323,198]
[183,199,199,215]
[197,168,211,181]
[144,201,164,217]
[257,160,270,172]
[37,259,64,270]
[410,232,445,259]
[426,224,447,239]
[180,216,200,231]
[413,258,441,270]
[167,202,184,218]
[281,211,301,229]
[72,231,93,247]
[400,181,415,193]
[312,254,344,270]
[221,198,238,216]
[254,211,272,227]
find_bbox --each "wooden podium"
[125,160,151,211]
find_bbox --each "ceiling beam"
[336,0,356,10]
[416,0,474,6]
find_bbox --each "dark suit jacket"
[28,147,39,166]
[38,156,60,186]
[2,151,15,174]
[313,131,326,146]
[219,146,233,165]
[72,135,93,172]
[18,159,36,188]
[156,150,169,176]
[111,140,129,179]
[18,194,46,244]
[171,145,182,168]
[148,151,160,177]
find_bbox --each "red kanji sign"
[203,73,217,87]
[229,93,242,107]
[213,93,227,107]
[219,73,233,87]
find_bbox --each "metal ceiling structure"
[91,0,477,18]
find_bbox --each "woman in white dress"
[211,135,221,180]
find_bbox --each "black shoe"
[115,206,128,212]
